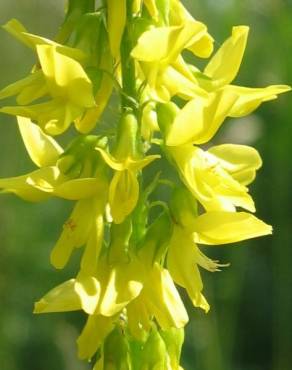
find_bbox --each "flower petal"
[208,144,262,185]
[109,170,139,224]
[167,227,210,312]
[193,211,272,245]
[143,263,189,329]
[227,84,291,117]
[204,26,249,88]
[36,44,95,108]
[74,273,101,315]
[166,89,237,146]
[77,315,115,360]
[34,279,81,313]
[17,116,63,168]
[50,198,95,269]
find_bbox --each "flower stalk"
[0,0,290,369]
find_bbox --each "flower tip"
[33,300,46,314]
[267,224,273,235]
[233,25,250,35]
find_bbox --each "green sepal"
[67,12,105,66]
[114,112,139,160]
[103,327,132,370]
[160,327,184,369]
[130,172,161,245]
[156,0,170,25]
[170,187,198,228]
[56,0,96,43]
[139,328,167,369]
[85,67,103,95]
[138,210,173,266]
[108,217,132,264]
[57,135,107,177]
[156,102,180,139]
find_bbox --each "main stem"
[120,0,137,112]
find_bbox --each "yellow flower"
[50,195,106,270]
[0,20,98,135]
[0,44,95,135]
[131,19,213,101]
[165,88,237,146]
[35,254,145,317]
[168,143,261,212]
[167,186,272,313]
[167,226,211,313]
[140,262,189,330]
[96,112,159,224]
[196,26,291,115]
[126,263,189,338]
[97,147,159,224]
[0,117,106,201]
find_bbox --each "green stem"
[120,0,137,111]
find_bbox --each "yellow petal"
[193,211,272,245]
[132,26,181,62]
[75,70,113,133]
[0,70,46,103]
[81,212,104,275]
[50,199,95,269]
[0,167,63,202]
[161,66,209,100]
[169,145,255,212]
[17,116,63,168]
[227,84,292,117]
[3,19,86,62]
[0,100,82,136]
[36,44,95,108]
[107,0,127,59]
[132,21,207,64]
[34,279,81,313]
[187,31,214,58]
[96,148,126,171]
[109,170,139,224]
[26,166,65,192]
[77,315,115,360]
[144,0,159,18]
[167,227,210,312]
[132,0,142,13]
[98,260,144,316]
[204,26,249,88]
[54,178,104,200]
[144,263,189,329]
[166,89,237,146]
[74,273,101,315]
[208,144,262,185]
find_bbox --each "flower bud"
[114,112,139,160]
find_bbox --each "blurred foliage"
[0,1,291,370]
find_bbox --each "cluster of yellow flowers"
[0,0,290,368]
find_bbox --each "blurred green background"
[0,1,291,369]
